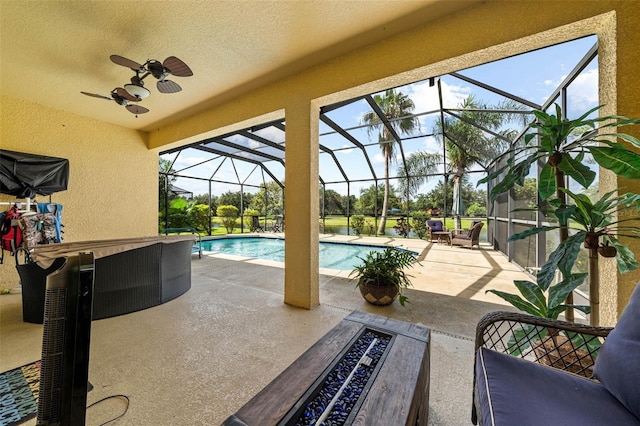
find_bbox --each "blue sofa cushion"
[476,347,639,425]
[427,220,443,232]
[594,283,640,419]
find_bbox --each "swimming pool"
[200,237,413,271]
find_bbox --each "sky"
[162,35,599,200]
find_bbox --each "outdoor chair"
[271,215,284,232]
[472,282,640,425]
[251,215,264,232]
[426,219,446,242]
[450,221,483,249]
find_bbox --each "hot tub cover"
[0,149,69,198]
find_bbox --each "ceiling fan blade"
[110,54,143,71]
[126,104,149,115]
[157,80,182,93]
[115,87,140,102]
[81,91,112,101]
[163,56,193,77]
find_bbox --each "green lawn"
[188,216,486,237]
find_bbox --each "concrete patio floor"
[0,237,528,425]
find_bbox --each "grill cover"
[0,149,69,198]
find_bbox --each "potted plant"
[350,247,417,306]
[486,260,600,375]
[480,104,640,323]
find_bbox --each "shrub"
[217,205,239,233]
[466,203,486,217]
[351,214,366,235]
[188,204,211,232]
[410,212,429,239]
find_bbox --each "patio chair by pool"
[271,215,283,232]
[426,220,446,242]
[251,215,264,232]
[450,222,483,249]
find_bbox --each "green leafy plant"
[351,214,366,236]
[486,265,597,356]
[483,104,640,200]
[511,190,640,274]
[349,247,417,306]
[480,104,640,324]
[410,212,429,239]
[216,205,239,233]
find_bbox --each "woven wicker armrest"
[475,311,613,377]
[472,312,615,425]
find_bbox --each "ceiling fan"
[110,54,193,97]
[80,87,150,115]
[81,54,193,116]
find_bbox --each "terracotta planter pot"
[358,281,399,306]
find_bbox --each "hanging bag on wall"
[20,212,58,249]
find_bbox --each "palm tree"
[399,95,525,230]
[362,89,420,234]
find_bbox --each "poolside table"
[222,311,431,425]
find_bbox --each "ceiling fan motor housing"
[148,60,167,80]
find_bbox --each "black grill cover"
[0,149,69,198]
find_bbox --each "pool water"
[200,237,409,271]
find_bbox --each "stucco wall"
[0,95,157,289]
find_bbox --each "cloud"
[406,79,471,113]
[567,68,598,111]
[337,144,354,154]
[541,67,598,110]
[404,80,471,131]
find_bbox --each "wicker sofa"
[17,235,195,324]
[473,283,640,425]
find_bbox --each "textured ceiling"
[0,0,479,132]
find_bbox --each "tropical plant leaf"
[477,165,506,185]
[606,236,639,273]
[507,226,557,242]
[566,331,603,357]
[556,232,586,278]
[538,162,556,200]
[513,280,546,312]
[507,325,546,356]
[604,132,640,149]
[553,205,576,225]
[488,156,539,201]
[485,290,543,316]
[548,273,587,312]
[589,145,640,179]
[557,154,596,188]
[548,303,591,320]
[537,233,585,290]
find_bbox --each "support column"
[598,11,640,325]
[284,100,320,309]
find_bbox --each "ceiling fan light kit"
[81,54,193,116]
[123,83,150,99]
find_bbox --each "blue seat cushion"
[476,347,639,425]
[427,220,443,232]
[594,283,640,419]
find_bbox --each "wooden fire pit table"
[222,310,431,425]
